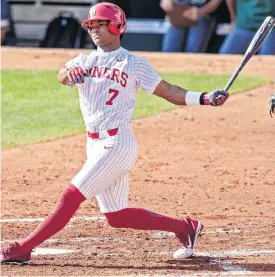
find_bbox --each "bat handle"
[224,70,239,93]
[224,61,246,93]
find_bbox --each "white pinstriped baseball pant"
[71,125,138,213]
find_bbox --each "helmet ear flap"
[108,21,125,35]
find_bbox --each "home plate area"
[1,215,275,276]
[31,246,275,276]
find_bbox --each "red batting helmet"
[82,2,127,35]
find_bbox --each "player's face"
[88,20,117,47]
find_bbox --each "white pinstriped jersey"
[65,47,162,132]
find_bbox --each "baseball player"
[269,94,275,117]
[1,2,229,265]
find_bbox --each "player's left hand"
[269,94,275,118]
[203,89,229,106]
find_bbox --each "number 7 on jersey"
[106,89,119,105]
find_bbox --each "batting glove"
[269,94,275,118]
[66,66,86,84]
[202,89,229,106]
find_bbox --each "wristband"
[185,91,206,105]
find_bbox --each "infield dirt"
[1,48,275,276]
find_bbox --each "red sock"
[104,208,187,234]
[19,184,85,253]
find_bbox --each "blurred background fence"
[3,0,232,52]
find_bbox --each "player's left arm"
[135,57,228,106]
[153,80,229,106]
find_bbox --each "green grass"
[1,70,269,149]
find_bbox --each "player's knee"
[104,210,126,228]
[59,184,86,207]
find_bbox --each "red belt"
[87,128,118,139]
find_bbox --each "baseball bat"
[224,16,275,93]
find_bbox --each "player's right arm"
[57,67,86,86]
[57,54,89,86]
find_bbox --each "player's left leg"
[98,177,203,259]
[105,209,203,259]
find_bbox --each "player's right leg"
[1,184,86,264]
[1,125,138,265]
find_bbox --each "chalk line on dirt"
[0,216,105,223]
[32,248,75,256]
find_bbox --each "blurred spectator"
[1,0,10,43]
[1,0,16,46]
[206,0,231,53]
[219,0,275,55]
[161,0,223,52]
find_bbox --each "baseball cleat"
[1,242,31,265]
[173,217,204,259]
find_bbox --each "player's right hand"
[67,66,86,84]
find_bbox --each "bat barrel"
[224,16,275,93]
